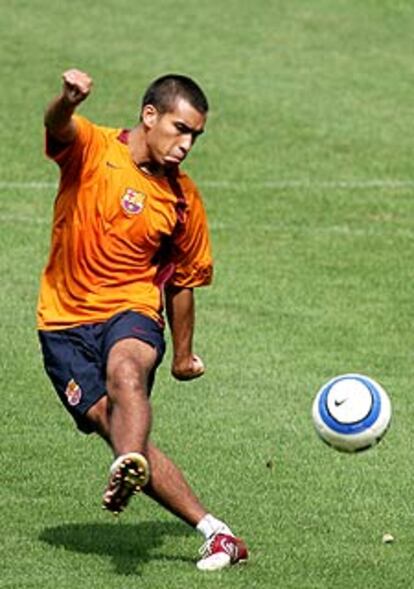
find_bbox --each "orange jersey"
[37,115,213,330]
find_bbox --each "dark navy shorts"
[38,310,166,433]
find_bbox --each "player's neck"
[138,161,165,177]
[128,126,166,178]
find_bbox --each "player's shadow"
[39,520,194,575]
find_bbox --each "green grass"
[2,0,414,587]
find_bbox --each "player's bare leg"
[100,338,156,513]
[144,442,206,525]
[105,338,156,455]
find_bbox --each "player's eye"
[175,122,189,134]
[174,122,204,143]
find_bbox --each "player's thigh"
[106,338,158,394]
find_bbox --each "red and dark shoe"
[197,533,248,571]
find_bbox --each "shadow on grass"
[39,520,194,575]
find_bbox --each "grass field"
[2,1,414,587]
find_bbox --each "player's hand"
[171,354,205,381]
[62,69,92,106]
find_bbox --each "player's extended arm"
[165,285,205,381]
[44,69,92,143]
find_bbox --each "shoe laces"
[199,535,216,557]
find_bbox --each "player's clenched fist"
[62,69,92,105]
[171,354,205,381]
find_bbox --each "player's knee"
[107,358,147,400]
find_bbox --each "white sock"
[196,513,234,539]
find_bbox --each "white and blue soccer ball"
[312,373,392,452]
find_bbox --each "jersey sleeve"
[168,185,213,288]
[45,114,105,171]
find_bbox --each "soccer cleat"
[197,533,248,571]
[102,452,150,515]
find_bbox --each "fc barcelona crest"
[121,188,146,215]
[64,378,82,407]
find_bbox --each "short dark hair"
[141,74,209,116]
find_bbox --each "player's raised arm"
[44,69,92,144]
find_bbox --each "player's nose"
[179,134,193,155]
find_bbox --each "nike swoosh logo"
[334,399,347,407]
[106,161,121,169]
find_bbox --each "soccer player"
[37,69,248,571]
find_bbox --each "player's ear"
[142,104,159,129]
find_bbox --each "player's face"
[143,98,206,167]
